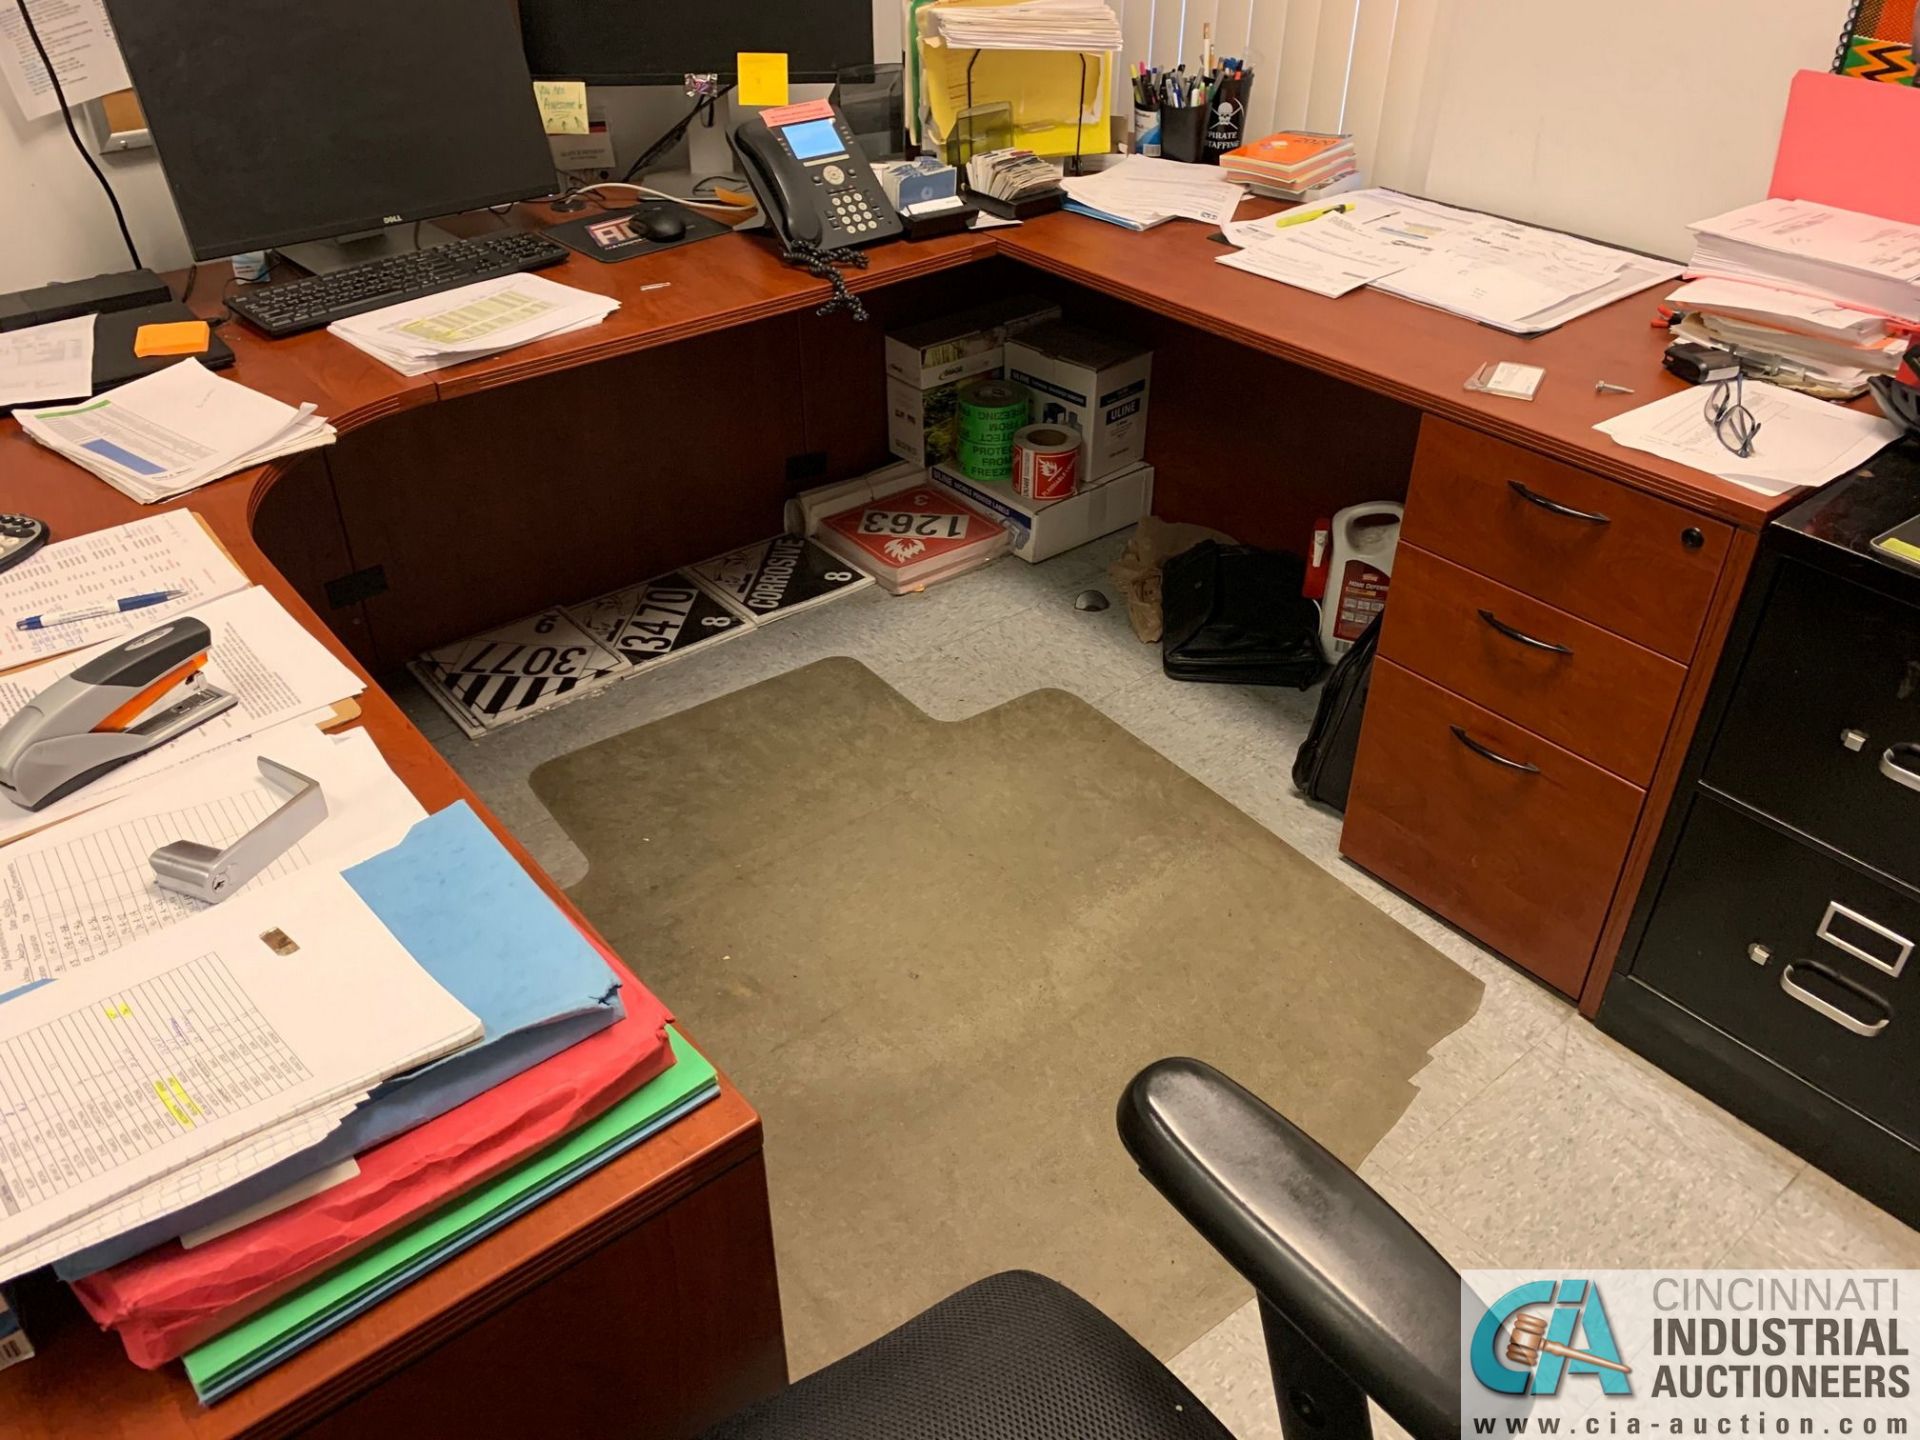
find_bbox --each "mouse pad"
[545,202,732,264]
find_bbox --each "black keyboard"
[227,230,571,337]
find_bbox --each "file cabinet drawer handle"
[1508,480,1611,525]
[1449,725,1541,774]
[1477,609,1574,655]
[1879,742,1920,795]
[1779,961,1889,1038]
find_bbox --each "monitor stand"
[644,92,746,202]
[278,220,461,275]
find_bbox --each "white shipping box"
[1003,323,1152,483]
[887,370,992,468]
[884,296,1062,388]
[930,460,1153,563]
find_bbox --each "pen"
[15,589,186,631]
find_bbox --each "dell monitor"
[105,0,556,270]
[517,3,875,86]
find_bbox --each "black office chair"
[705,1058,1461,1440]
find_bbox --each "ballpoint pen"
[16,589,187,631]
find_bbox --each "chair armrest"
[1118,1057,1461,1440]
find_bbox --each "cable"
[779,238,870,322]
[566,182,746,214]
[620,82,736,183]
[16,0,141,271]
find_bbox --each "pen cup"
[1160,103,1209,164]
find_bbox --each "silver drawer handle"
[1879,743,1920,795]
[1779,962,1890,1038]
[1508,480,1611,525]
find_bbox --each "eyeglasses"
[1704,373,1761,459]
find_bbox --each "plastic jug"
[1319,502,1403,659]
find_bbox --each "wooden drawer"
[1342,659,1647,997]
[1378,544,1687,785]
[1403,418,1732,662]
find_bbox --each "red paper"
[74,936,673,1368]
[1771,69,1920,226]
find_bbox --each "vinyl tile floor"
[394,530,1920,1431]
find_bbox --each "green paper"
[186,1027,715,1390]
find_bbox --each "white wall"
[1414,0,1839,259]
[0,2,905,293]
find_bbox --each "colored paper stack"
[1219,130,1361,203]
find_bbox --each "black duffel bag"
[1160,541,1325,688]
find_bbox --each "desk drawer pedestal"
[1341,418,1733,999]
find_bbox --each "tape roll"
[956,378,1029,481]
[1010,424,1080,500]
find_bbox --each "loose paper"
[0,585,364,845]
[0,0,128,122]
[0,313,92,407]
[0,725,424,993]
[0,510,248,670]
[0,869,480,1280]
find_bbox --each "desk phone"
[731,102,903,251]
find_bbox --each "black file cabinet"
[1601,446,1920,1226]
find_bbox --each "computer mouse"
[642,210,688,243]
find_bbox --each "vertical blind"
[1110,0,1445,187]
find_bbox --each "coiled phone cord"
[781,239,870,322]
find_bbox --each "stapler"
[0,617,237,811]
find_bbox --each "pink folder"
[1771,69,1920,225]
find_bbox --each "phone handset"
[731,120,824,247]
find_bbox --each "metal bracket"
[150,758,327,904]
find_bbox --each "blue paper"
[57,802,621,1278]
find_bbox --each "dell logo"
[383,214,402,224]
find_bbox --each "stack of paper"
[0,725,423,998]
[1594,381,1901,495]
[0,585,365,844]
[13,360,333,502]
[0,510,249,669]
[1687,199,1920,322]
[1219,189,1681,334]
[1062,155,1246,231]
[328,274,620,376]
[1665,277,1908,400]
[922,0,1123,50]
[0,868,483,1283]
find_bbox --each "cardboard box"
[930,460,1153,564]
[1003,322,1152,482]
[887,371,979,468]
[884,295,1061,388]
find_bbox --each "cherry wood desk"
[0,204,1808,1433]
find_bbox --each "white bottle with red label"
[1319,501,1403,660]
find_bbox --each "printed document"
[0,313,91,407]
[0,868,479,1279]
[14,360,334,503]
[0,725,424,992]
[0,586,364,845]
[0,511,248,670]
[0,0,127,121]
[327,274,620,376]
[1594,381,1901,495]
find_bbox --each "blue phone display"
[782,118,844,161]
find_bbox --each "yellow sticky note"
[533,79,589,135]
[133,320,210,357]
[737,52,790,108]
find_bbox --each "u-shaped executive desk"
[1,206,1792,1438]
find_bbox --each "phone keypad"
[829,187,883,238]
